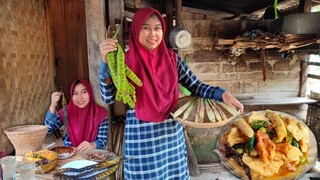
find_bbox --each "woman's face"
[139,14,163,50]
[72,83,90,108]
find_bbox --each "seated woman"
[44,78,108,151]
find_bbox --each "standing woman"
[99,7,243,179]
[44,78,109,152]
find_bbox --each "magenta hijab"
[58,78,108,147]
[126,7,179,122]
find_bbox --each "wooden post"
[165,0,174,47]
[175,0,182,27]
[300,58,309,97]
[299,0,312,12]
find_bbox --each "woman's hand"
[99,38,118,63]
[222,91,244,113]
[76,141,96,152]
[49,92,62,113]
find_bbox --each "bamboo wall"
[0,0,55,154]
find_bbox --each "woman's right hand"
[49,92,62,113]
[99,38,118,63]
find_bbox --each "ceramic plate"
[50,146,76,159]
[60,160,98,169]
[80,149,116,163]
[215,110,318,180]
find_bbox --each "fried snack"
[246,111,269,124]
[25,149,58,161]
[276,143,303,162]
[266,110,287,142]
[226,127,249,146]
[242,153,284,177]
[256,130,276,163]
[219,110,313,179]
[25,149,58,173]
[235,118,254,138]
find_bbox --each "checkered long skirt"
[124,109,190,180]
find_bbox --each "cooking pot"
[169,27,192,49]
[282,12,320,34]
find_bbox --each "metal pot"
[282,12,320,34]
[168,27,192,49]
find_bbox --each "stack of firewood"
[216,33,320,55]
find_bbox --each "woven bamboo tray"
[4,125,48,155]
[172,96,237,129]
[174,115,234,129]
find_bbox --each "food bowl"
[50,146,76,159]
[25,149,58,173]
[4,125,48,155]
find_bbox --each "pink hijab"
[58,78,108,147]
[126,7,179,122]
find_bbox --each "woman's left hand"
[222,91,244,113]
[76,141,96,152]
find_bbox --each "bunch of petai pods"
[105,25,142,108]
[172,96,239,123]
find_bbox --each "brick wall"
[0,0,55,153]
[178,10,307,99]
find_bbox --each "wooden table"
[40,152,83,179]
[16,150,92,179]
[15,138,116,180]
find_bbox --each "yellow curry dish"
[215,110,318,180]
[25,149,58,173]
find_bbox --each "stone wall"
[0,0,55,153]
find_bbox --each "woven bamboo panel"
[0,0,55,154]
[306,103,320,157]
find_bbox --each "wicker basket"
[4,125,48,156]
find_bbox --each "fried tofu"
[285,118,310,153]
[246,111,269,124]
[242,153,284,177]
[226,127,249,146]
[276,143,303,162]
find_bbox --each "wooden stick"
[184,128,200,176]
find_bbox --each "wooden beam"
[299,0,312,12]
[308,74,320,80]
[175,0,182,26]
[165,0,174,47]
[309,62,320,66]
[107,0,124,44]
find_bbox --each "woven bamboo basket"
[4,125,48,156]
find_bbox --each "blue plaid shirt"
[44,110,108,149]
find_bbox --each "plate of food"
[24,149,58,173]
[80,149,116,163]
[215,110,318,180]
[50,146,76,159]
